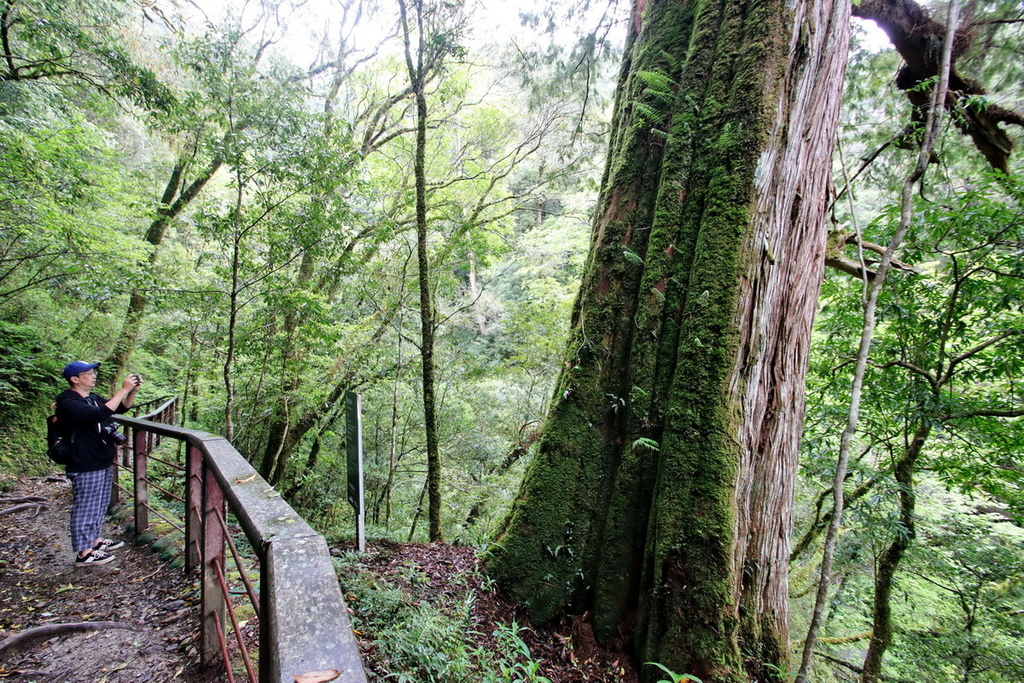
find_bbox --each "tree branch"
[1,0,18,78]
[854,0,1024,171]
[940,329,1022,385]
[944,408,1024,420]
[870,359,939,389]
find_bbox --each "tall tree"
[487,0,850,679]
[397,0,467,543]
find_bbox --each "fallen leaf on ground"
[293,670,340,682]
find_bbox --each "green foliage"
[0,0,175,111]
[490,622,552,683]
[334,552,553,682]
[632,70,677,130]
[632,437,659,452]
[797,124,1024,680]
[0,321,61,410]
[644,662,702,683]
[0,103,152,303]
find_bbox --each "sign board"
[345,391,365,552]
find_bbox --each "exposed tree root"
[0,495,48,504]
[0,622,136,660]
[0,503,48,517]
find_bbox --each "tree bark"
[487,0,849,680]
[224,177,244,442]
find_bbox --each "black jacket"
[54,389,128,473]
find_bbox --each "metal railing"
[114,401,367,683]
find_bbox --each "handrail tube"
[215,508,261,616]
[212,610,238,683]
[132,395,178,417]
[214,556,258,683]
[133,503,186,534]
[145,477,186,504]
[115,414,367,683]
[144,452,186,471]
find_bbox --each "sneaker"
[75,549,116,566]
[93,538,124,552]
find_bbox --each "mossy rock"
[136,531,158,545]
[160,545,184,562]
[151,534,181,553]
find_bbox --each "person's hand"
[121,374,143,392]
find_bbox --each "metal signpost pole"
[345,392,365,553]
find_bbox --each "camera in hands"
[103,421,128,446]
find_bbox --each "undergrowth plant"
[645,662,703,683]
[333,551,554,682]
[490,621,552,683]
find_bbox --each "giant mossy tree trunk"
[486,0,849,680]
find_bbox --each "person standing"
[55,361,142,566]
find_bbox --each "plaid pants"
[68,467,113,553]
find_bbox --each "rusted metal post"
[202,463,227,668]
[110,454,120,508]
[133,427,149,533]
[185,444,203,573]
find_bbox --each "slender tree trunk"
[224,177,244,442]
[107,154,223,388]
[262,249,316,484]
[487,0,849,679]
[408,476,428,543]
[385,303,405,529]
[399,0,443,543]
[797,4,958,679]
[468,252,487,335]
[860,421,931,682]
[960,595,978,683]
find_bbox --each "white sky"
[182,1,894,71]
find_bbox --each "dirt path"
[0,475,222,682]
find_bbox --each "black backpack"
[46,413,73,465]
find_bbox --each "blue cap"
[62,361,100,379]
